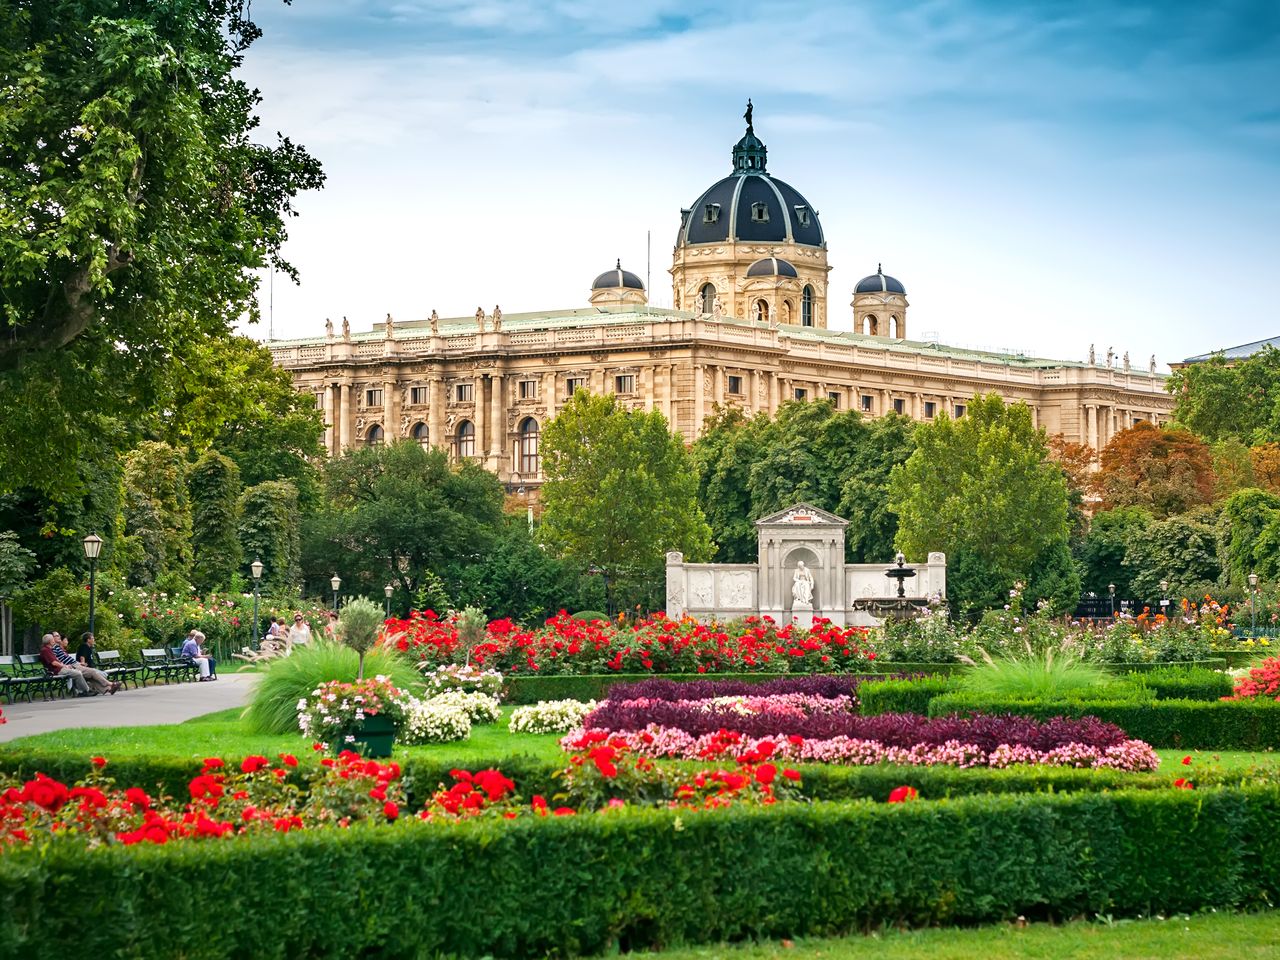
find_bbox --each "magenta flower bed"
[565,726,1161,772]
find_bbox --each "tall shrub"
[338,596,384,680]
[189,451,242,592]
[122,441,193,587]
[239,480,301,596]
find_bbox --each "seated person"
[39,633,92,696]
[52,631,119,694]
[181,630,217,680]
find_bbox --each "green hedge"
[858,676,959,715]
[1130,666,1234,701]
[1,787,1276,958]
[927,695,1280,749]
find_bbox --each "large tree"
[0,1,323,499]
[890,394,1073,615]
[302,442,506,604]
[1167,346,1280,446]
[541,391,712,611]
[1093,422,1216,518]
[1077,506,1154,599]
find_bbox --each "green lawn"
[1155,747,1279,773]
[654,911,1280,960]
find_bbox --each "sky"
[237,0,1280,368]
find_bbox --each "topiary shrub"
[570,610,609,623]
[337,596,383,680]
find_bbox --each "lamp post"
[1159,579,1170,615]
[251,558,264,648]
[82,533,103,635]
[1108,582,1116,619]
[330,573,342,612]
[384,583,394,618]
[1249,572,1259,637]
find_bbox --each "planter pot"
[336,713,397,758]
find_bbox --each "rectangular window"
[727,375,744,395]
[924,401,937,419]
[566,377,584,398]
[703,203,720,223]
[794,205,810,226]
[365,388,383,407]
[954,403,967,418]
[860,394,873,413]
[410,386,429,405]
[455,383,474,403]
[751,202,770,222]
[893,398,906,415]
[828,392,841,407]
[518,380,538,400]
[615,374,635,395]
[794,387,808,401]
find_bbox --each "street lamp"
[1108,582,1117,619]
[251,558,264,648]
[384,583,394,618]
[82,533,103,635]
[1159,579,1170,614]
[1249,572,1259,637]
[330,573,342,611]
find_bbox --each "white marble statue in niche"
[792,562,814,605]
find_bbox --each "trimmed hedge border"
[927,695,1280,749]
[1,787,1276,958]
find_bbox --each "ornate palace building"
[269,108,1173,488]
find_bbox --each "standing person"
[181,630,216,680]
[286,613,313,652]
[322,610,340,641]
[39,634,92,696]
[52,631,119,694]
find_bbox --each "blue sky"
[240,0,1279,367]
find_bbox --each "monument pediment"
[754,502,848,528]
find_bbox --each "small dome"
[592,259,644,291]
[854,264,906,295]
[746,257,798,278]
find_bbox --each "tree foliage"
[121,441,191,587]
[239,479,301,596]
[301,442,505,605]
[0,531,37,596]
[1167,347,1280,445]
[1219,489,1280,587]
[1077,507,1154,599]
[541,392,712,609]
[1123,506,1224,602]
[188,450,242,592]
[890,394,1072,615]
[1092,422,1215,519]
[0,0,323,499]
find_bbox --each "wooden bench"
[17,654,68,699]
[0,655,50,703]
[141,648,186,684]
[167,647,201,682]
[96,650,144,689]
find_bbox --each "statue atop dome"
[743,98,753,132]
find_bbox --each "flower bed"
[507,699,598,735]
[386,610,874,675]
[1224,656,1280,701]
[606,674,888,702]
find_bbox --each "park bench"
[167,647,201,682]
[17,654,70,699]
[96,650,145,689]
[0,655,50,703]
[232,638,287,664]
[141,648,188,684]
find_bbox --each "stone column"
[489,372,505,466]
[323,384,335,455]
[642,365,654,412]
[881,388,892,416]
[712,365,724,408]
[473,374,487,459]
[383,377,397,440]
[693,363,705,433]
[1086,404,1098,450]
[338,381,352,453]
[662,364,674,424]
[427,376,444,451]
[542,370,558,420]
[769,371,780,415]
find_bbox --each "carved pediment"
[754,502,849,528]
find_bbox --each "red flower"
[755,764,777,785]
[91,756,107,768]
[369,786,387,802]
[241,756,270,774]
[201,757,225,772]
[1173,778,1194,790]
[553,807,576,816]
[781,768,802,782]
[125,787,152,810]
[22,775,69,812]
[1181,756,1192,766]
[383,801,400,820]
[279,754,299,768]
[887,785,919,803]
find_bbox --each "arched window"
[755,299,769,324]
[519,417,540,475]
[801,285,814,326]
[366,424,384,446]
[456,420,475,459]
[865,315,879,336]
[700,283,716,314]
[782,299,793,324]
[890,315,901,338]
[412,422,429,447]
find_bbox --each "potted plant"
[299,677,407,758]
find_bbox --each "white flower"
[508,699,597,735]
